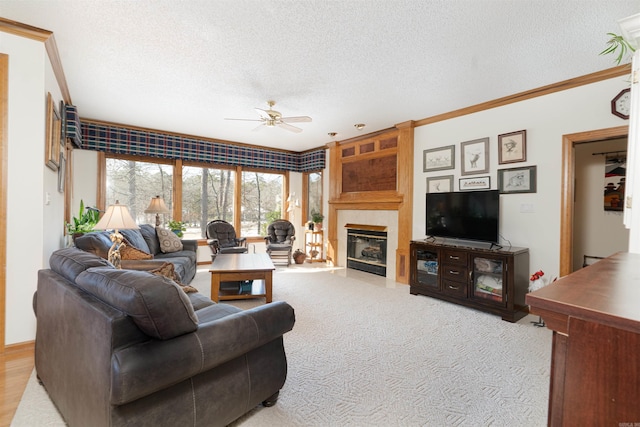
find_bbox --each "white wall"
[2,31,65,345]
[414,77,630,280]
[71,149,99,214]
[573,138,629,270]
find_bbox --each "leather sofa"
[74,224,197,283]
[35,247,295,427]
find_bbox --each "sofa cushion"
[49,247,113,283]
[154,251,197,284]
[120,229,151,254]
[156,227,184,253]
[139,224,160,255]
[75,268,198,340]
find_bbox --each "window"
[181,165,235,239]
[105,158,173,224]
[305,171,323,223]
[102,155,293,240]
[241,171,284,237]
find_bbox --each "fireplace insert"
[346,228,387,277]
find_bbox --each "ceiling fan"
[225,101,312,133]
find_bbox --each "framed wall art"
[45,92,61,171]
[423,145,455,172]
[459,176,491,191]
[461,137,489,175]
[498,129,526,164]
[498,165,537,194]
[58,151,66,193]
[427,175,453,193]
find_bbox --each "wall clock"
[611,88,631,120]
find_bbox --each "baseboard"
[3,340,34,356]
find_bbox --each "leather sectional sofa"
[35,247,295,426]
[74,224,197,283]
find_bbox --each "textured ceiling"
[1,1,638,152]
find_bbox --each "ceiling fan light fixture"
[354,123,366,130]
[226,100,311,133]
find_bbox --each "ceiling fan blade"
[252,123,265,132]
[225,118,262,122]
[280,116,312,123]
[254,108,272,120]
[277,122,303,133]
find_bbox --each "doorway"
[560,126,629,276]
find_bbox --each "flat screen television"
[426,190,500,244]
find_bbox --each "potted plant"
[293,249,307,264]
[168,220,186,237]
[311,210,324,230]
[66,200,100,241]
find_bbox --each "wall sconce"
[286,193,300,221]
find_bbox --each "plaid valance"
[64,104,82,147]
[65,108,325,172]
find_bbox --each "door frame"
[559,125,629,277]
[0,54,8,353]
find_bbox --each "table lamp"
[144,195,170,226]
[93,200,139,268]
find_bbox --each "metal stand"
[531,316,546,327]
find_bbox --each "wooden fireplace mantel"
[327,121,414,283]
[344,224,388,232]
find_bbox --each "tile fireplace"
[346,225,387,277]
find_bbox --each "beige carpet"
[12,265,552,426]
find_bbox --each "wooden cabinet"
[410,240,529,322]
[526,252,640,426]
[305,230,324,262]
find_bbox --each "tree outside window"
[181,166,235,239]
[306,171,322,222]
[105,158,173,224]
[241,171,283,236]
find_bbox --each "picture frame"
[58,151,66,193]
[498,165,537,194]
[426,175,454,193]
[423,145,455,172]
[459,176,491,191]
[498,129,527,164]
[59,100,67,143]
[461,137,489,175]
[45,92,61,171]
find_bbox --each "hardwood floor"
[0,345,34,427]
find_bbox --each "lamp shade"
[144,196,170,214]
[94,201,139,230]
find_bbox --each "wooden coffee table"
[209,253,275,303]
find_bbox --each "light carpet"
[12,265,552,426]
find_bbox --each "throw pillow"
[150,262,197,293]
[156,227,184,253]
[120,243,153,260]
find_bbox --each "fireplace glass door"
[346,229,387,277]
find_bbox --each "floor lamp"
[93,200,139,268]
[144,195,170,226]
